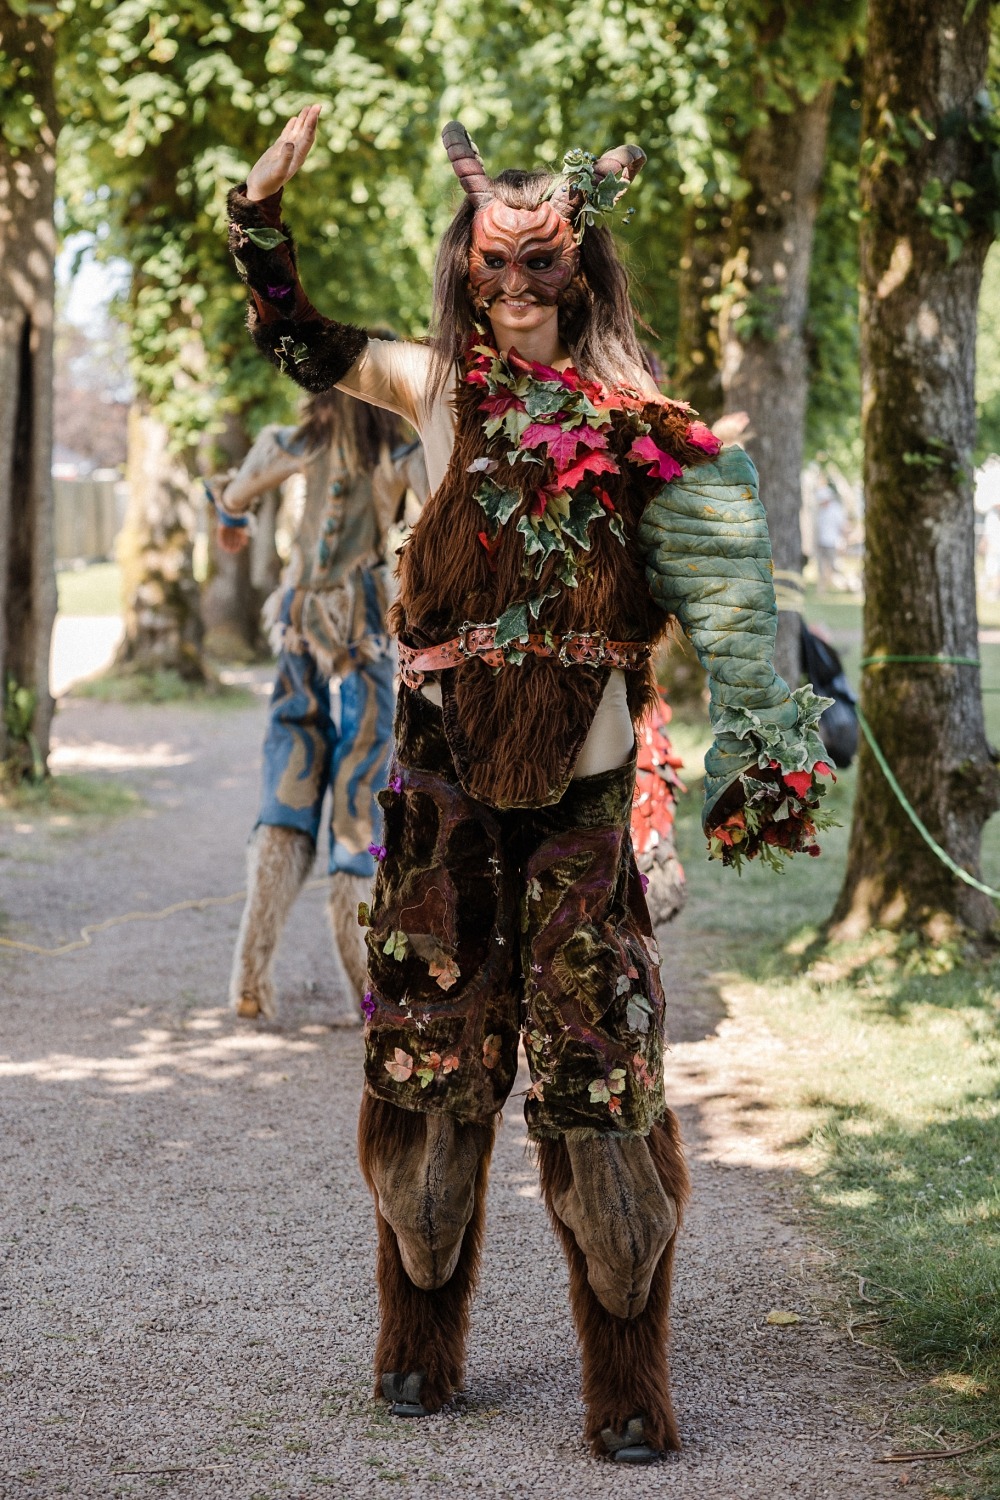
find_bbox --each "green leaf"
[475,479,521,528]
[525,384,570,418]
[244,226,288,250]
[560,492,604,550]
[495,602,530,649]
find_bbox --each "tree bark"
[115,403,205,680]
[675,196,727,425]
[721,80,835,688]
[832,0,1000,941]
[0,4,58,777]
[200,413,275,662]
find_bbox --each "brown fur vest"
[389,362,714,809]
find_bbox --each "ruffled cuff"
[702,685,837,869]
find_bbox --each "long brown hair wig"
[428,169,649,398]
[298,326,410,472]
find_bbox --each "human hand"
[246,104,322,202]
[217,522,251,554]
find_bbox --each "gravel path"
[1,688,916,1499]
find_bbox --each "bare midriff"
[337,339,638,779]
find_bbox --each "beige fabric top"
[336,337,648,778]
[338,340,454,494]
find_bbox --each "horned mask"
[442,121,646,308]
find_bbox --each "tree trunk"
[675,196,727,424]
[832,0,1000,941]
[115,403,205,681]
[0,4,58,778]
[720,80,835,687]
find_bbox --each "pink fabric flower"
[687,420,722,455]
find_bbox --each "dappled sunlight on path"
[0,694,913,1498]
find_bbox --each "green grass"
[71,667,254,707]
[669,683,1000,1494]
[57,563,123,616]
[0,772,140,825]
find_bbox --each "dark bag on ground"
[800,620,858,769]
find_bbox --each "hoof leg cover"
[602,1416,661,1464]
[552,1132,677,1319]
[371,1113,485,1290]
[382,1371,429,1417]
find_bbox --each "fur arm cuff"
[227,183,368,392]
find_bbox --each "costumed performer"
[208,374,428,1015]
[224,105,832,1463]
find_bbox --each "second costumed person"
[226,105,832,1463]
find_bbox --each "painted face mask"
[443,122,646,310]
[467,200,578,307]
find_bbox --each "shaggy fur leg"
[537,1111,690,1458]
[229,825,314,1020]
[358,1092,496,1414]
[327,871,373,1014]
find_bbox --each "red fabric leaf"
[628,434,684,482]
[522,423,609,471]
[480,391,526,418]
[507,349,574,385]
[552,448,620,492]
[814,761,834,778]
[521,422,562,450]
[783,769,813,797]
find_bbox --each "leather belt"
[397,621,652,689]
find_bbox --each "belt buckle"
[560,629,608,667]
[456,620,486,661]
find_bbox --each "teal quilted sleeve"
[637,446,828,832]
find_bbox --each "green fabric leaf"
[560,491,604,550]
[525,384,569,418]
[475,479,521,528]
[495,602,530,649]
[244,226,288,250]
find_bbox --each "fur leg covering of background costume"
[537,1111,690,1457]
[327,871,372,1011]
[229,825,314,1019]
[358,1092,496,1413]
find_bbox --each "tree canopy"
[53,0,868,468]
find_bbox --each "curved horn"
[593,143,646,196]
[550,142,647,223]
[442,121,492,208]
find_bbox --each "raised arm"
[228,106,429,427]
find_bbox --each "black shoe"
[600,1416,661,1464]
[381,1371,429,1417]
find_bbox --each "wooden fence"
[53,477,127,565]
